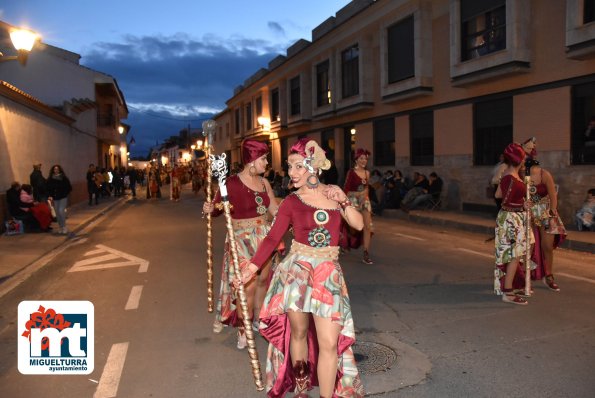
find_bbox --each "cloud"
[81,33,285,156]
[267,22,286,37]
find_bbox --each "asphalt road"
[1,188,594,398]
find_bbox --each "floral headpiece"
[290,138,331,174]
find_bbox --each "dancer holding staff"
[210,153,264,391]
[494,143,534,305]
[203,119,217,313]
[203,139,279,348]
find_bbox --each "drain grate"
[352,341,397,374]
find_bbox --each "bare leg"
[540,227,555,275]
[253,259,272,322]
[313,315,341,398]
[288,311,309,365]
[504,258,520,289]
[361,209,372,251]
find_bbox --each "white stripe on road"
[94,342,129,398]
[557,272,595,285]
[393,233,426,241]
[456,248,493,259]
[124,285,143,310]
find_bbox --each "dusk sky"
[0,0,351,157]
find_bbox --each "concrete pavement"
[1,186,593,299]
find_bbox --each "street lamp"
[0,24,39,65]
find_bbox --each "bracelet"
[339,198,353,210]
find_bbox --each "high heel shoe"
[236,327,247,350]
[501,288,528,305]
[293,360,311,397]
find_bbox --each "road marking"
[457,248,493,259]
[94,342,129,398]
[69,244,149,273]
[557,272,595,285]
[392,233,426,241]
[0,238,87,299]
[125,285,143,310]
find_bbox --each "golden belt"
[231,215,268,230]
[289,240,340,261]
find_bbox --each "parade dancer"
[203,139,279,349]
[522,137,567,292]
[494,143,535,305]
[235,138,365,398]
[343,148,374,264]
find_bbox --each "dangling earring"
[306,174,319,189]
[248,163,257,176]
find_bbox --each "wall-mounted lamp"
[257,116,271,132]
[350,128,357,135]
[1,25,39,65]
[118,125,125,134]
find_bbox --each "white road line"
[125,285,143,310]
[457,248,493,259]
[557,272,595,285]
[393,233,426,241]
[94,342,129,398]
[74,254,120,267]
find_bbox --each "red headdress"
[503,143,526,166]
[242,139,269,164]
[354,148,371,159]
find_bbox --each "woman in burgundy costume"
[203,139,279,349]
[236,138,365,397]
[343,148,374,264]
[494,143,534,305]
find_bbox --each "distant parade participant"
[343,148,375,264]
[202,139,279,349]
[235,138,365,398]
[494,143,534,305]
[522,137,567,291]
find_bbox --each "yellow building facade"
[212,0,595,224]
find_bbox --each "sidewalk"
[382,208,595,254]
[1,191,593,297]
[0,194,127,286]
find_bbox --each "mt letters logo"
[18,300,94,375]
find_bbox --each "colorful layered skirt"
[529,195,567,280]
[215,216,272,326]
[258,240,364,398]
[494,209,535,295]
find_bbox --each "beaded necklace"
[240,175,267,215]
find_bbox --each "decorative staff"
[203,119,217,313]
[210,153,264,391]
[524,175,532,297]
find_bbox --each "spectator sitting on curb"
[576,188,595,231]
[6,181,41,232]
[19,184,53,232]
[402,172,443,212]
[400,172,429,211]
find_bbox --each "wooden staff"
[524,175,532,297]
[203,120,217,313]
[210,152,264,391]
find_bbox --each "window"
[341,45,359,98]
[461,0,506,61]
[473,97,512,166]
[290,76,301,115]
[585,0,595,24]
[226,122,230,137]
[410,111,434,166]
[245,103,252,131]
[387,16,415,83]
[316,60,331,107]
[343,127,357,175]
[321,129,335,162]
[256,96,262,117]
[571,81,595,165]
[234,109,240,135]
[374,118,396,166]
[270,88,280,122]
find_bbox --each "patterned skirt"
[494,210,535,295]
[258,240,364,398]
[214,217,272,326]
[529,196,567,279]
